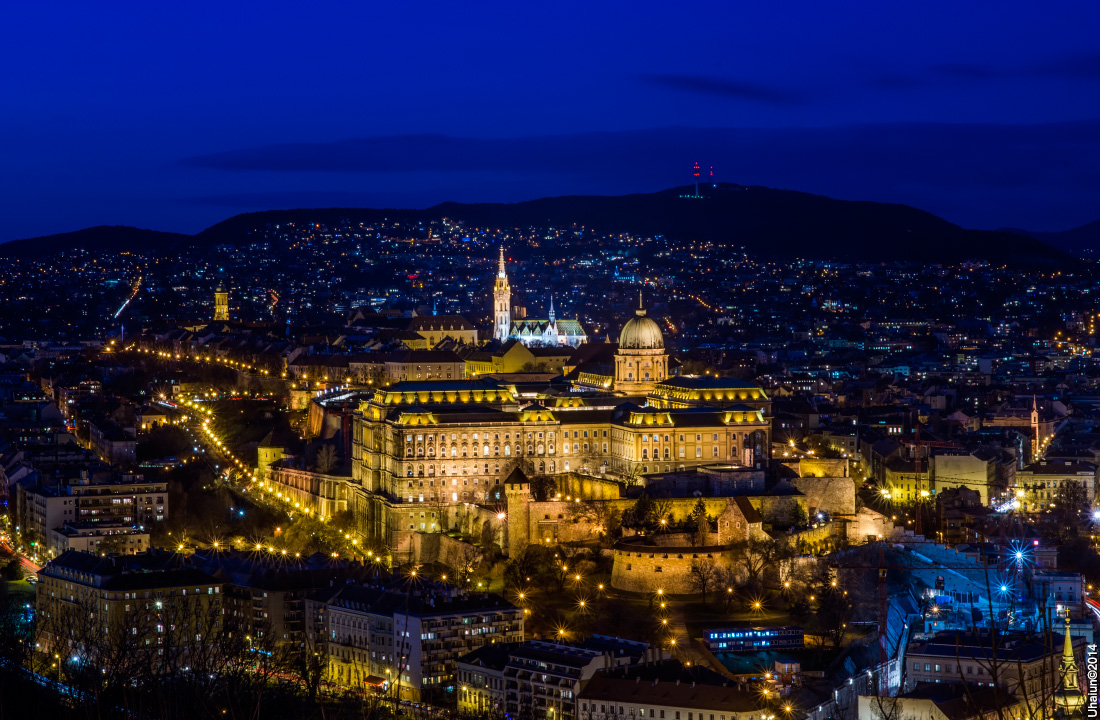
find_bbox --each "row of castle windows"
[403,430,608,442]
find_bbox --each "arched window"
[504,445,511,456]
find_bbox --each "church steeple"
[213,274,229,322]
[1054,607,1085,718]
[1032,395,1042,461]
[493,247,511,343]
[549,296,555,324]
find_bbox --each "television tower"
[693,161,701,195]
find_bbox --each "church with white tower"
[492,247,587,348]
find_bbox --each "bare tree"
[730,536,777,587]
[652,496,673,531]
[688,557,721,605]
[314,443,338,474]
[452,545,483,589]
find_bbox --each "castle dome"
[618,297,664,350]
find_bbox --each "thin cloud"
[876,52,1100,90]
[1034,51,1100,79]
[871,74,925,89]
[639,73,803,105]
[931,63,1003,79]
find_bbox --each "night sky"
[5,1,1100,242]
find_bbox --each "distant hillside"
[0,225,191,260]
[3,185,1071,266]
[1001,219,1100,256]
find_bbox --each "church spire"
[1054,606,1085,718]
[549,296,555,324]
[1062,607,1077,677]
[493,247,511,343]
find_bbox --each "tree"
[688,558,721,605]
[789,502,809,530]
[568,499,622,546]
[652,496,673,531]
[1052,479,1087,537]
[716,567,740,611]
[0,558,22,582]
[505,546,543,590]
[624,492,655,528]
[690,499,709,545]
[816,586,852,648]
[331,508,357,533]
[529,474,557,502]
[314,444,338,474]
[452,545,482,589]
[539,544,583,593]
[282,634,328,705]
[730,537,777,588]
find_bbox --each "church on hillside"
[492,247,587,348]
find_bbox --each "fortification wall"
[554,473,625,501]
[611,543,728,594]
[391,530,480,569]
[790,476,856,516]
[798,458,849,478]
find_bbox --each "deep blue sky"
[4,1,1100,241]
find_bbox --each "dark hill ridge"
[0,225,192,260]
[1000,219,1100,256]
[2,184,1071,266]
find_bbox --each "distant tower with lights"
[493,247,511,343]
[214,277,229,321]
[1031,395,1040,460]
[693,161,701,195]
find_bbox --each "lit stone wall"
[790,476,857,516]
[610,540,728,594]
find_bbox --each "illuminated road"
[113,275,142,320]
[0,539,42,574]
[1086,596,1100,623]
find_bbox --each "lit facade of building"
[36,550,223,664]
[613,295,668,394]
[322,583,523,701]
